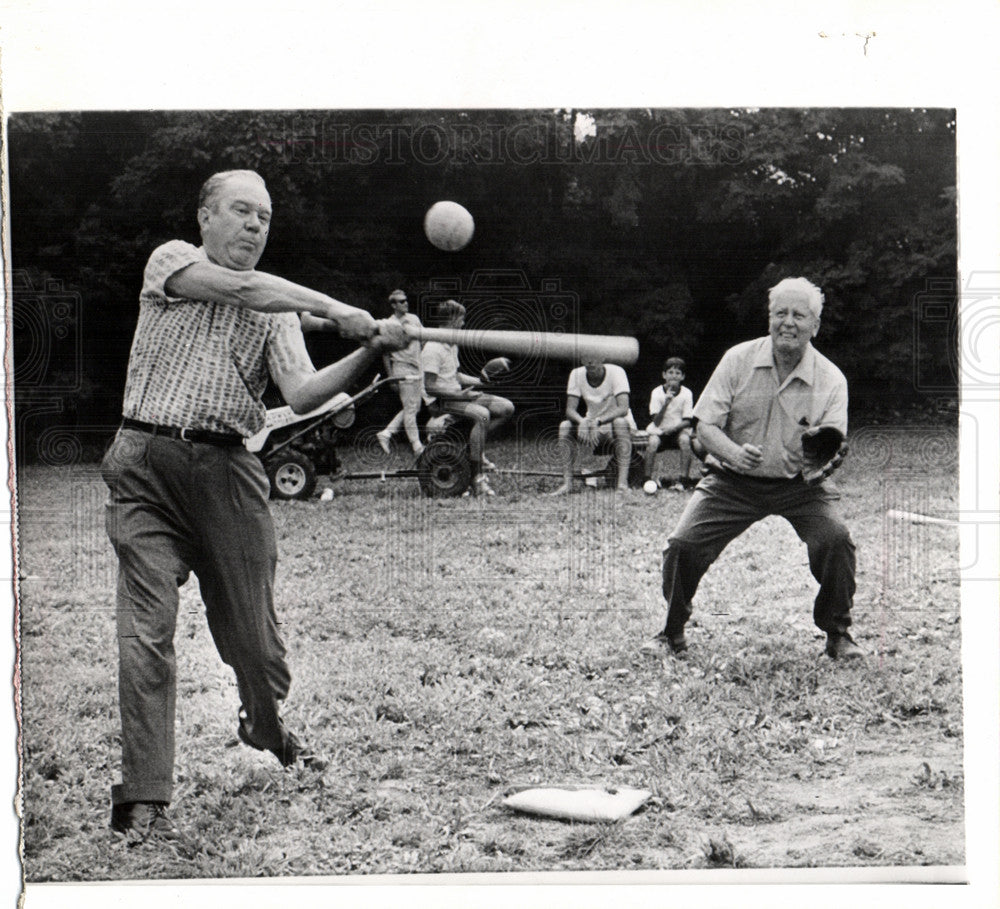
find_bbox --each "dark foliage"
[9,108,957,462]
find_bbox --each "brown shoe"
[825,632,863,660]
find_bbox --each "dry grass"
[17,425,964,881]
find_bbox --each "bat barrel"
[407,327,639,366]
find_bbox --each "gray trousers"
[661,470,856,637]
[101,429,291,806]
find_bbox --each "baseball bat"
[886,509,959,528]
[403,326,639,366]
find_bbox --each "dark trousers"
[661,471,856,636]
[101,429,291,806]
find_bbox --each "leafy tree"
[8,107,956,460]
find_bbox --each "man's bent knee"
[812,516,854,550]
[663,536,716,575]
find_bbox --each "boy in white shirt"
[644,357,695,490]
[421,299,514,497]
[550,358,633,494]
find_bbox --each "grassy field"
[17,424,964,882]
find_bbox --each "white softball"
[424,201,475,251]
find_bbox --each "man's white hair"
[768,277,824,319]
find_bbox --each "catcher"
[642,277,859,660]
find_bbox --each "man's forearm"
[659,417,691,436]
[695,422,745,464]
[596,401,629,425]
[431,387,474,401]
[243,272,368,324]
[425,376,465,401]
[168,262,365,323]
[301,312,344,333]
[285,347,381,414]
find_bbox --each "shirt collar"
[754,336,816,386]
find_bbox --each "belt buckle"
[179,427,193,442]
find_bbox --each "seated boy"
[550,358,632,494]
[421,299,514,497]
[643,357,695,490]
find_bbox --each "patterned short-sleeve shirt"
[121,240,315,436]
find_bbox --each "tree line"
[9,108,957,461]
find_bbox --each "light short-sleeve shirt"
[647,383,694,432]
[566,364,631,422]
[693,336,848,479]
[121,240,315,437]
[421,340,462,403]
[386,312,423,374]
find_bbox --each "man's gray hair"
[198,170,267,211]
[768,277,824,319]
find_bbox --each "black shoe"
[238,721,328,771]
[111,801,186,845]
[825,632,863,660]
[640,631,689,655]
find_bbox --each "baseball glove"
[801,426,849,485]
[480,357,513,383]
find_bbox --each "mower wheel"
[265,450,317,501]
[417,437,472,498]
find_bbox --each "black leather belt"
[121,418,243,446]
